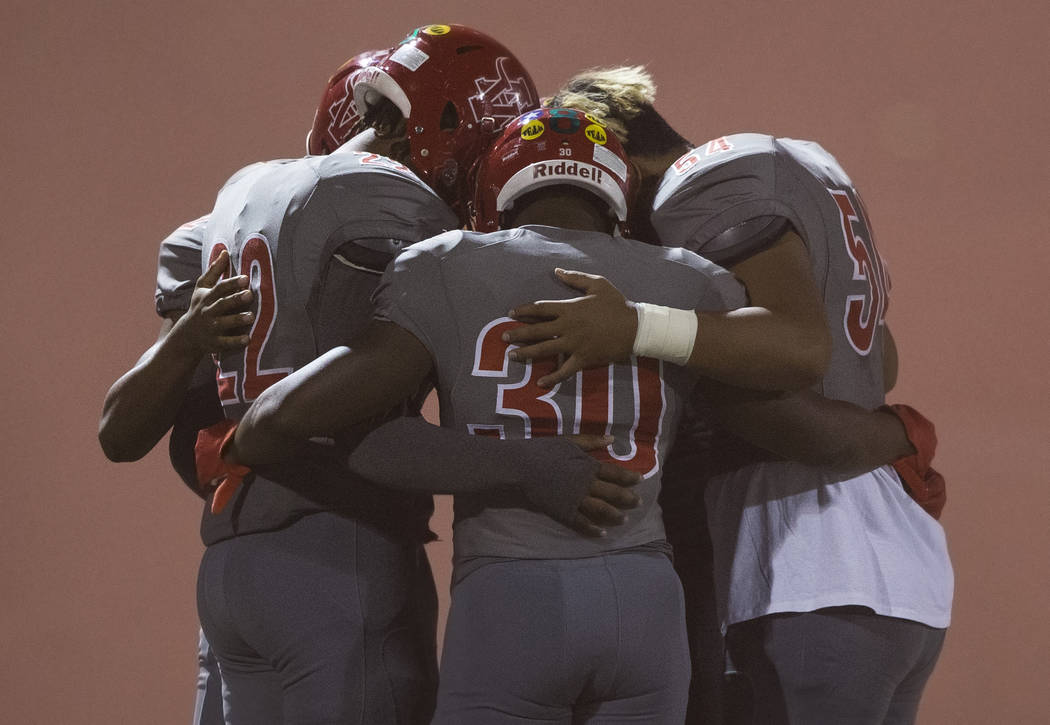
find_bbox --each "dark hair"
[621,104,692,157]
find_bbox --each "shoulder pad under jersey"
[775,137,856,189]
[650,134,805,261]
[155,214,208,316]
[653,133,775,211]
[400,229,468,260]
[309,150,459,243]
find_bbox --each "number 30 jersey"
[652,134,890,410]
[198,147,458,544]
[374,225,746,562]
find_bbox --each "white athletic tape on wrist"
[631,303,698,366]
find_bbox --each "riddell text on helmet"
[531,161,603,183]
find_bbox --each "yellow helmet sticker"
[521,120,546,141]
[584,113,605,127]
[585,124,608,145]
[422,24,452,35]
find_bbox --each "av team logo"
[468,56,536,125]
[324,70,366,150]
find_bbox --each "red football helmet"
[352,24,538,210]
[306,49,389,155]
[471,108,633,233]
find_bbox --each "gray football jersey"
[199,147,458,544]
[652,134,891,409]
[374,225,745,561]
[156,214,208,316]
[203,148,458,419]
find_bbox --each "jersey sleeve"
[651,134,801,264]
[371,232,461,358]
[155,215,207,316]
[315,150,459,243]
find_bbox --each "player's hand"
[505,269,637,388]
[195,419,252,514]
[881,404,946,519]
[564,433,642,537]
[171,250,255,357]
[893,462,947,520]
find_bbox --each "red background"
[3,1,1047,722]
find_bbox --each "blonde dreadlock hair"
[545,65,690,157]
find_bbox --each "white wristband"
[631,302,698,366]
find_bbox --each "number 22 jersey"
[198,147,458,544]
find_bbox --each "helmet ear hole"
[440,102,459,131]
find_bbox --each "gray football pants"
[433,551,691,724]
[192,629,224,725]
[197,511,438,725]
[725,607,946,725]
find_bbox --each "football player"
[502,66,952,725]
[99,48,389,725]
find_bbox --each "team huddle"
[100,23,953,725]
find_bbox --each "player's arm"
[226,319,433,467]
[344,417,642,535]
[701,381,917,478]
[213,320,641,535]
[503,230,831,390]
[98,250,252,462]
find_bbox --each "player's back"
[199,147,458,543]
[375,224,745,563]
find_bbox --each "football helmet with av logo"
[471,108,633,233]
[352,24,538,212]
[306,49,389,155]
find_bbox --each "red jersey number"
[471,318,665,476]
[208,236,291,405]
[829,189,890,355]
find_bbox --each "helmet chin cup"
[439,159,459,189]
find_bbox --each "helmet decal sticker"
[585,124,608,145]
[390,44,429,71]
[594,143,627,181]
[520,119,545,140]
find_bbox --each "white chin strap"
[352,69,413,119]
[496,162,627,222]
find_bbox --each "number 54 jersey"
[374,225,746,564]
[651,134,953,630]
[199,147,458,544]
